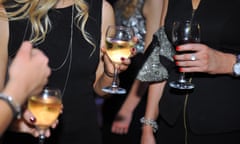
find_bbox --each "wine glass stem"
[179,72,187,83]
[38,134,45,144]
[111,64,119,88]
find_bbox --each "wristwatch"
[233,54,240,76]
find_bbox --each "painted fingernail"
[131,48,136,53]
[179,67,184,72]
[121,57,125,61]
[173,55,177,60]
[176,46,180,51]
[175,62,179,66]
[30,117,36,123]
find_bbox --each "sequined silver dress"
[115,0,146,53]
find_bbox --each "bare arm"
[0,42,50,136]
[143,0,163,49]
[111,0,164,134]
[94,0,116,96]
[0,4,9,90]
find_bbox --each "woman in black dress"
[140,0,240,144]
[0,0,132,144]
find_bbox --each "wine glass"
[102,25,134,94]
[169,21,201,90]
[27,87,62,144]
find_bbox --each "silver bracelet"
[0,93,21,119]
[140,117,158,133]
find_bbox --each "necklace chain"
[21,6,75,96]
[51,6,74,71]
[57,5,74,96]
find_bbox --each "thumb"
[15,41,33,60]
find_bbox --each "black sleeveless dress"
[3,1,103,144]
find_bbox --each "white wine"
[106,38,133,64]
[28,95,62,129]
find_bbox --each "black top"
[160,0,240,134]
[6,0,103,144]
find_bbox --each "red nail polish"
[121,57,125,61]
[131,48,136,53]
[173,55,177,60]
[176,46,180,51]
[179,67,184,72]
[30,117,36,123]
[175,62,179,66]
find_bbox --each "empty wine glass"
[169,20,201,90]
[27,87,62,144]
[102,25,134,94]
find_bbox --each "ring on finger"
[190,54,197,61]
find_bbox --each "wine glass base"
[102,86,126,94]
[169,81,194,90]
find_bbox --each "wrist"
[0,93,21,119]
[140,117,158,133]
[232,54,240,76]
[4,80,28,106]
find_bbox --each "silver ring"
[190,54,196,61]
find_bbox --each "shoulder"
[102,0,114,14]
[102,0,114,24]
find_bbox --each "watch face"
[234,63,240,75]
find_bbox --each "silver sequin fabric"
[114,0,146,53]
[136,27,175,82]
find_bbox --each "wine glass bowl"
[28,87,62,144]
[102,25,134,94]
[169,21,200,90]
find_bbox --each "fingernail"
[179,67,183,72]
[121,57,125,61]
[131,48,136,53]
[175,62,179,66]
[176,46,180,51]
[30,117,36,123]
[173,55,177,60]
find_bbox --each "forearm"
[142,81,166,132]
[120,80,148,113]
[0,81,27,136]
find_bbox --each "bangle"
[0,93,21,119]
[104,69,114,78]
[140,117,158,133]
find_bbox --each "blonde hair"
[3,0,94,51]
[115,0,138,18]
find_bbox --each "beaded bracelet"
[140,117,158,133]
[0,93,21,119]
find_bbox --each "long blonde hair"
[3,0,93,48]
[115,0,138,18]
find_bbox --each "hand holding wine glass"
[169,20,200,90]
[102,25,135,94]
[27,87,62,144]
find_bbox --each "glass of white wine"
[102,25,134,94]
[27,87,62,144]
